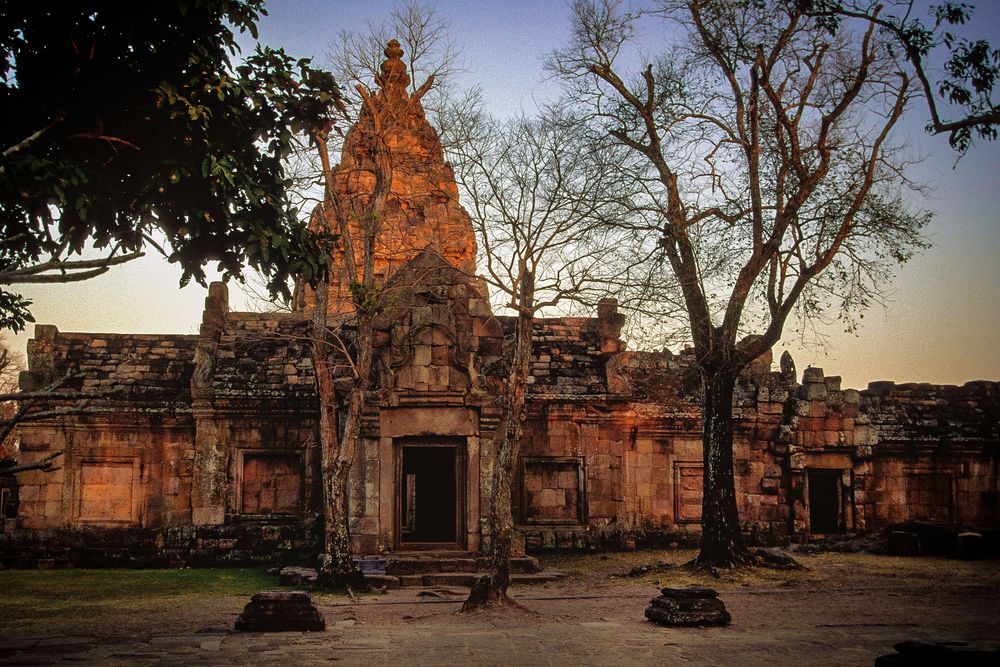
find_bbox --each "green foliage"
[0,291,33,332]
[801,0,999,151]
[0,1,343,331]
[349,279,383,314]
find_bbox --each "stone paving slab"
[1,583,997,666]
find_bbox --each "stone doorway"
[397,441,463,548]
[808,469,844,534]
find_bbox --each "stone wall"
[0,523,317,568]
[10,295,998,564]
[860,381,999,531]
[16,325,198,530]
[514,343,998,548]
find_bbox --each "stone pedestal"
[956,532,985,560]
[887,530,921,556]
[875,640,999,666]
[234,591,325,632]
[645,586,731,627]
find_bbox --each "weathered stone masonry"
[2,41,997,565]
[7,294,998,563]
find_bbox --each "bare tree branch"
[1,251,144,284]
[1,450,64,474]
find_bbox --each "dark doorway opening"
[400,445,457,543]
[808,469,844,534]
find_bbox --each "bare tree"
[328,0,461,94]
[306,39,436,586]
[326,0,479,153]
[552,0,929,566]
[0,341,21,461]
[453,108,632,608]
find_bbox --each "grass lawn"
[0,568,328,636]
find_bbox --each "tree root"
[682,546,804,572]
[315,564,365,595]
[460,574,507,613]
[750,547,805,570]
[459,574,536,614]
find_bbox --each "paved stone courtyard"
[2,564,998,666]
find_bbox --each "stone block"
[412,345,432,366]
[363,574,400,590]
[759,401,784,415]
[468,298,492,317]
[386,558,440,575]
[472,318,502,338]
[428,366,449,385]
[234,591,325,632]
[18,370,48,391]
[278,566,319,586]
[395,367,413,389]
[34,324,59,341]
[645,587,731,627]
[760,477,780,494]
[432,345,450,366]
[956,532,985,560]
[438,558,477,572]
[192,506,225,526]
[887,530,921,556]
[875,640,1000,666]
[805,382,828,400]
[802,367,824,384]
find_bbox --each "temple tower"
[302,39,478,315]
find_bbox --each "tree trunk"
[695,365,750,566]
[463,279,534,611]
[309,274,364,587]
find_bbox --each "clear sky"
[7,0,1000,390]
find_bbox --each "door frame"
[394,437,466,551]
[806,468,845,534]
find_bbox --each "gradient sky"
[7,0,1000,390]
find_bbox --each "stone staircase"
[357,551,566,589]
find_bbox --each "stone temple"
[2,44,998,565]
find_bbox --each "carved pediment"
[386,323,470,393]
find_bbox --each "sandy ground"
[2,553,998,666]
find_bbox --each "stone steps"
[356,552,564,589]
[383,555,541,576]
[364,570,567,589]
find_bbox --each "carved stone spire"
[299,38,478,316]
[375,39,410,102]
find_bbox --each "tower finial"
[377,39,410,99]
